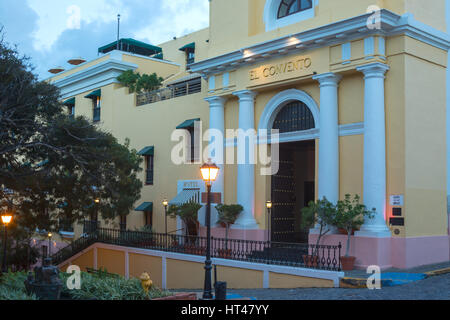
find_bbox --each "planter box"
[152,293,198,301]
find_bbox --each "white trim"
[125,250,129,279]
[93,247,98,270]
[225,122,363,147]
[162,256,167,289]
[190,10,450,76]
[364,37,375,56]
[62,243,344,288]
[258,88,320,131]
[264,0,316,32]
[54,59,138,99]
[342,42,351,62]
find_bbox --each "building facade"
[48,0,450,270]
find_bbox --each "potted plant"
[334,194,375,271]
[301,197,337,267]
[215,204,243,258]
[167,202,202,252]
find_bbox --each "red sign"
[201,192,222,204]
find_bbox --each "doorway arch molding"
[258,88,320,133]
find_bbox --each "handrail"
[52,227,342,271]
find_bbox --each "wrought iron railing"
[52,227,341,271]
[136,78,202,106]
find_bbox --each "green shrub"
[59,272,170,300]
[0,271,37,300]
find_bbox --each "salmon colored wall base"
[309,234,450,270]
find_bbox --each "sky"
[0,0,210,79]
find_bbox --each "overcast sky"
[0,0,209,79]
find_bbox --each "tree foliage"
[0,33,143,235]
[301,197,337,255]
[335,194,375,257]
[215,204,243,243]
[117,70,164,93]
[167,202,202,237]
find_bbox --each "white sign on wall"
[390,195,404,206]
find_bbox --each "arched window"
[277,0,313,19]
[272,101,315,133]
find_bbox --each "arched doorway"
[271,100,316,243]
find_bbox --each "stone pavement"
[227,273,450,300]
[173,261,450,300]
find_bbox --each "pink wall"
[309,233,450,270]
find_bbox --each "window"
[176,119,201,163]
[93,97,101,122]
[145,155,154,185]
[59,218,74,233]
[144,210,153,227]
[69,105,75,119]
[264,0,315,31]
[278,0,312,19]
[84,89,101,122]
[120,215,127,231]
[187,51,195,64]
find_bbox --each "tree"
[215,204,243,249]
[117,70,164,94]
[0,32,143,239]
[334,194,375,257]
[301,197,337,257]
[167,202,202,238]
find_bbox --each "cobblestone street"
[226,273,450,300]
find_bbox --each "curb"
[424,267,450,277]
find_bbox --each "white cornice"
[53,59,138,99]
[189,9,450,76]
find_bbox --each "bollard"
[214,265,227,300]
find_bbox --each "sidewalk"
[340,261,450,288]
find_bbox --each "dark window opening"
[186,126,201,163]
[120,215,127,231]
[59,218,74,233]
[145,155,154,185]
[187,51,195,64]
[144,210,153,228]
[93,97,101,122]
[278,0,312,19]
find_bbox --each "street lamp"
[1,212,13,273]
[200,159,219,300]
[162,199,168,234]
[265,201,272,242]
[47,232,53,257]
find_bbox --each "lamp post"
[162,199,168,234]
[200,159,219,300]
[265,201,272,242]
[1,213,13,273]
[47,232,53,257]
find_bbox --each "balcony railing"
[53,227,342,271]
[136,78,202,106]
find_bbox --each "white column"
[232,90,259,229]
[313,72,342,204]
[356,62,391,237]
[204,96,226,196]
[446,0,450,214]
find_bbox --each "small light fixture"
[266,201,273,210]
[48,232,52,238]
[162,199,168,208]
[200,159,219,185]
[1,214,12,225]
[94,198,100,204]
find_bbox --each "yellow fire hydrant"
[140,272,153,298]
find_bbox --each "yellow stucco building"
[48,0,450,274]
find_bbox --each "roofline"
[189,9,450,76]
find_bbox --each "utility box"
[214,281,227,300]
